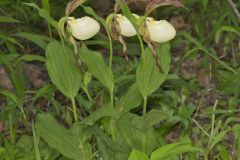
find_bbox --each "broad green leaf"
[96,131,130,160]
[81,103,119,126]
[79,45,114,97]
[96,134,113,160]
[128,149,149,160]
[36,114,83,160]
[46,40,81,99]
[136,43,171,98]
[69,124,94,160]
[15,135,35,159]
[150,143,200,160]
[38,143,60,160]
[0,16,20,23]
[115,110,169,155]
[142,109,169,130]
[116,113,160,155]
[15,32,50,49]
[116,83,142,112]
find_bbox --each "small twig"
[193,119,210,137]
[227,0,240,20]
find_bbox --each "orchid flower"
[146,17,176,43]
[116,14,139,37]
[67,16,100,40]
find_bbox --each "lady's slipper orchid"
[116,14,138,37]
[146,17,176,43]
[67,16,100,40]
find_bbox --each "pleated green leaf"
[79,45,114,97]
[136,43,171,98]
[36,114,83,160]
[116,83,142,112]
[128,149,149,160]
[46,40,81,99]
[81,103,119,126]
[150,143,200,160]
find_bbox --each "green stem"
[109,92,115,141]
[48,24,52,39]
[143,97,148,114]
[137,34,145,57]
[86,90,92,101]
[83,87,92,101]
[71,98,78,122]
[107,31,113,69]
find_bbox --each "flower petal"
[68,16,100,40]
[147,19,176,43]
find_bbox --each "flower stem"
[137,34,145,57]
[107,31,113,69]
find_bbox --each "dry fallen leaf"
[65,0,87,16]
[0,66,13,91]
[170,15,190,31]
[146,0,184,15]
[197,69,210,87]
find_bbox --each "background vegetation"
[0,0,240,159]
